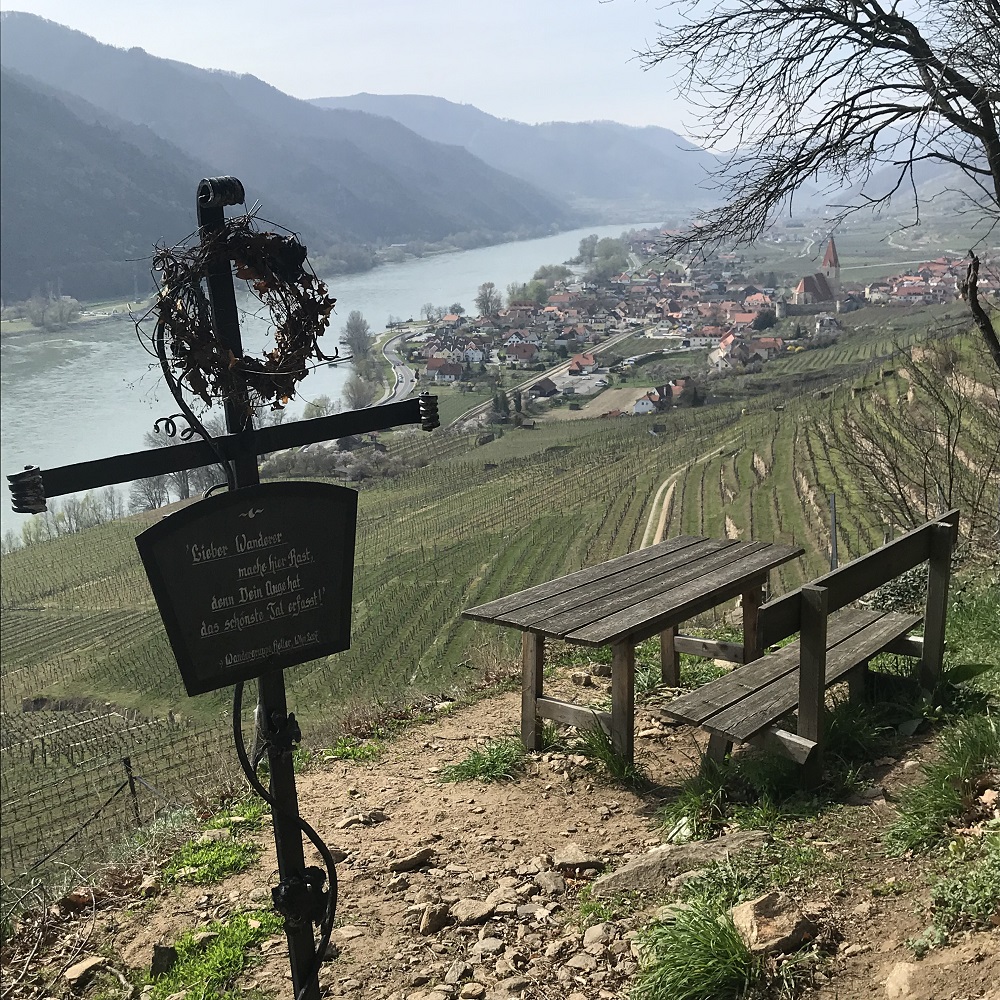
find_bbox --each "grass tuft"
[907,838,1000,956]
[679,840,828,911]
[441,735,526,782]
[576,884,634,927]
[572,724,651,791]
[658,760,728,841]
[927,838,1000,934]
[632,903,763,1000]
[163,836,262,884]
[147,909,284,1000]
[886,712,999,853]
[322,735,386,762]
[204,797,270,831]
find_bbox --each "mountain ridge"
[310,92,720,216]
[0,13,578,301]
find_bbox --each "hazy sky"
[0,0,694,132]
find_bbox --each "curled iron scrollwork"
[153,413,199,441]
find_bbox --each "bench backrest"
[758,509,959,650]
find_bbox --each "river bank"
[0,221,658,538]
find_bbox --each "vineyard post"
[122,756,140,828]
[828,493,839,570]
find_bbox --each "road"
[375,326,639,424]
[445,328,639,427]
[379,332,418,402]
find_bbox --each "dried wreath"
[148,214,338,410]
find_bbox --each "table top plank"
[525,540,764,637]
[462,535,706,624]
[563,542,803,646]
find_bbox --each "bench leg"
[611,642,635,765]
[705,732,732,767]
[521,632,544,751]
[741,582,764,662]
[920,521,955,690]
[848,660,869,702]
[798,585,828,788]
[660,627,680,687]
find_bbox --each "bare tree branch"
[639,0,999,365]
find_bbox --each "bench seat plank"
[663,609,921,743]
[661,608,885,725]
[712,611,921,742]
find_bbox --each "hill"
[0,68,223,302]
[311,93,720,217]
[0,13,576,301]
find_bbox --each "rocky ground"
[4,673,998,1000]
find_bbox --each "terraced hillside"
[2,332,996,877]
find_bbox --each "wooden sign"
[136,481,357,695]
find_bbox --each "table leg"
[611,642,635,765]
[522,632,544,751]
[705,732,732,766]
[848,659,868,702]
[660,627,680,687]
[741,581,764,662]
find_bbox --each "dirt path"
[12,677,997,1000]
[641,438,740,547]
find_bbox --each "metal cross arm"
[8,394,439,513]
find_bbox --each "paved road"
[447,328,638,427]
[380,333,417,402]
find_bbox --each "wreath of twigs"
[146,214,338,410]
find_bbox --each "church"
[791,237,841,306]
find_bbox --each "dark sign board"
[136,482,357,696]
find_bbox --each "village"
[398,229,992,420]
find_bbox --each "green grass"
[679,841,829,912]
[441,735,526,782]
[908,838,1000,957]
[204,797,270,831]
[632,838,831,999]
[679,656,730,689]
[633,903,763,1000]
[321,735,387,762]
[576,884,635,928]
[572,724,651,791]
[945,575,1000,698]
[926,839,1000,933]
[886,712,999,853]
[147,910,284,1000]
[163,836,262,884]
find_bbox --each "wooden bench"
[661,510,959,781]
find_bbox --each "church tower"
[821,236,841,297]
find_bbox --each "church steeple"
[821,236,840,295]
[822,236,839,269]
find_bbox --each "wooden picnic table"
[462,535,803,764]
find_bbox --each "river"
[0,222,656,538]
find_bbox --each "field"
[2,324,997,878]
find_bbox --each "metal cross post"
[8,176,439,1000]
